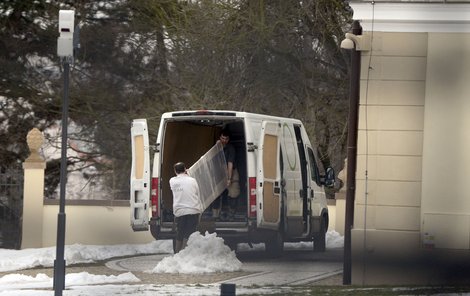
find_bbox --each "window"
[307,148,321,186]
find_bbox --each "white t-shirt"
[169,173,202,217]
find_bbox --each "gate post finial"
[25,128,44,162]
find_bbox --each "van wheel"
[265,232,284,257]
[313,217,326,252]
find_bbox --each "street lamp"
[340,20,370,285]
[54,9,79,296]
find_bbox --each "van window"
[307,147,321,186]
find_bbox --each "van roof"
[162,110,303,124]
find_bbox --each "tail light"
[151,177,159,217]
[249,177,257,218]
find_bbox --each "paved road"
[106,248,343,286]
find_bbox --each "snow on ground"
[0,272,140,291]
[0,240,173,272]
[238,228,344,251]
[0,231,343,295]
[0,284,286,296]
[151,231,242,274]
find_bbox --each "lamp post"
[54,10,78,296]
[340,20,370,285]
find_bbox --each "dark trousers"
[211,189,237,212]
[175,214,200,241]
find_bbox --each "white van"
[130,110,335,254]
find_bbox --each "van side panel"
[302,127,328,219]
[281,123,302,217]
[280,122,304,237]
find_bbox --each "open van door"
[130,119,150,231]
[257,121,281,230]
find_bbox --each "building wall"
[350,2,470,285]
[352,31,427,284]
[41,201,154,247]
[421,33,470,250]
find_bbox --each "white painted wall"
[350,1,470,285]
[421,33,470,249]
[41,204,154,247]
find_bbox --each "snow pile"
[0,241,172,272]
[151,232,242,274]
[0,272,140,291]
[326,230,344,249]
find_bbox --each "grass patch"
[242,285,470,296]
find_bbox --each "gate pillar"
[21,128,46,249]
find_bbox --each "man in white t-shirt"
[169,162,202,253]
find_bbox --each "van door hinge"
[247,142,257,152]
[151,143,160,152]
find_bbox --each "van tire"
[313,217,326,252]
[265,232,284,257]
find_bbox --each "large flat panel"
[356,180,422,207]
[188,143,228,211]
[360,80,425,106]
[357,155,422,182]
[358,130,423,156]
[361,56,427,80]
[422,213,470,249]
[358,106,424,131]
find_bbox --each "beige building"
[348,1,470,285]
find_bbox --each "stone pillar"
[335,158,347,236]
[21,128,46,249]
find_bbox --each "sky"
[0,231,344,295]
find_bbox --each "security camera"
[341,33,371,51]
[57,10,75,58]
[59,10,75,35]
[341,38,355,50]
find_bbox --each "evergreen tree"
[0,0,352,199]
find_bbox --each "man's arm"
[227,161,234,187]
[226,143,236,187]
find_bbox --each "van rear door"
[130,119,150,231]
[257,121,281,230]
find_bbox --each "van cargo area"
[159,119,248,225]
